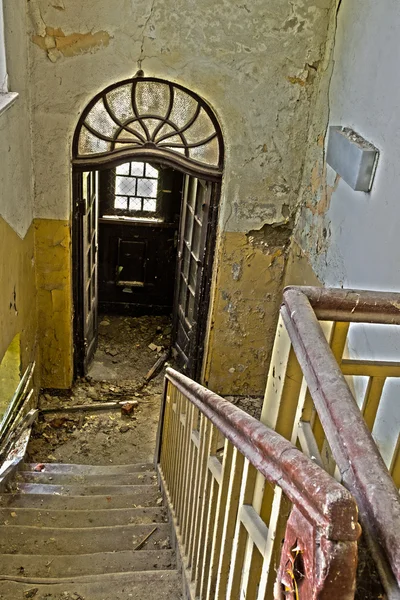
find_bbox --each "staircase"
[0,462,182,599]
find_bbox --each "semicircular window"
[74,78,223,175]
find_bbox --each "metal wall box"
[326,126,379,192]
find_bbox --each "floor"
[27,313,263,467]
[27,315,173,466]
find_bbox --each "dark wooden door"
[173,175,212,377]
[81,170,99,372]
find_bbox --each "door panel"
[173,175,212,377]
[98,220,178,313]
[82,171,99,372]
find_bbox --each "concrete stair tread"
[16,471,157,486]
[0,490,161,509]
[0,522,172,554]
[0,549,176,577]
[12,482,158,496]
[21,462,154,474]
[0,506,167,528]
[0,569,182,599]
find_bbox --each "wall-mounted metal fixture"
[326,126,379,192]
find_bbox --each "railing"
[0,362,37,490]
[156,367,360,600]
[262,287,400,598]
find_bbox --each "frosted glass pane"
[135,81,170,117]
[129,198,141,211]
[145,164,158,178]
[130,162,145,176]
[184,108,215,143]
[116,176,136,196]
[143,199,156,212]
[115,196,128,209]
[106,84,134,122]
[189,138,219,166]
[137,178,157,198]
[169,88,197,128]
[85,99,117,138]
[78,127,110,155]
[116,163,130,175]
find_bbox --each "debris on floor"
[27,314,174,466]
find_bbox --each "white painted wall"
[304,1,400,465]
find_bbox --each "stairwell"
[0,461,182,599]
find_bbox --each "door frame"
[72,159,221,381]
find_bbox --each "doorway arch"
[72,76,224,381]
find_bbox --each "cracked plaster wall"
[292,0,400,465]
[28,0,334,392]
[0,1,38,379]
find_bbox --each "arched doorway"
[72,76,224,381]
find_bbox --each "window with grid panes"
[114,161,159,216]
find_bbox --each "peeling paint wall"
[0,2,38,379]
[27,0,335,392]
[34,219,73,388]
[292,0,400,465]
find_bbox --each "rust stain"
[306,163,340,217]
[32,26,111,59]
[287,75,307,87]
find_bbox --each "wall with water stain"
[27,0,335,391]
[0,2,38,384]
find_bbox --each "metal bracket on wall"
[326,126,379,192]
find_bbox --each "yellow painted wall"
[0,218,38,377]
[34,219,73,389]
[0,333,21,418]
[204,231,287,395]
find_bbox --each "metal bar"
[286,285,400,324]
[165,367,359,541]
[282,287,400,583]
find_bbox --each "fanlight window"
[74,78,223,176]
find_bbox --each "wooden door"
[81,170,99,372]
[173,175,212,377]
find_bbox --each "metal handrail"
[165,367,360,542]
[281,286,400,589]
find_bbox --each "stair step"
[0,488,161,509]
[16,470,157,486]
[0,569,182,600]
[0,506,167,528]
[22,462,154,474]
[12,482,158,496]
[0,549,176,577]
[0,523,172,554]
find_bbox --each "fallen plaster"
[32,27,111,62]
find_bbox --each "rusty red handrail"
[285,285,400,324]
[282,286,400,590]
[165,367,360,542]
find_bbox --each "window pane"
[145,163,158,178]
[143,199,156,212]
[137,178,157,198]
[130,161,145,176]
[116,162,130,175]
[116,176,136,196]
[114,196,128,209]
[129,197,142,211]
